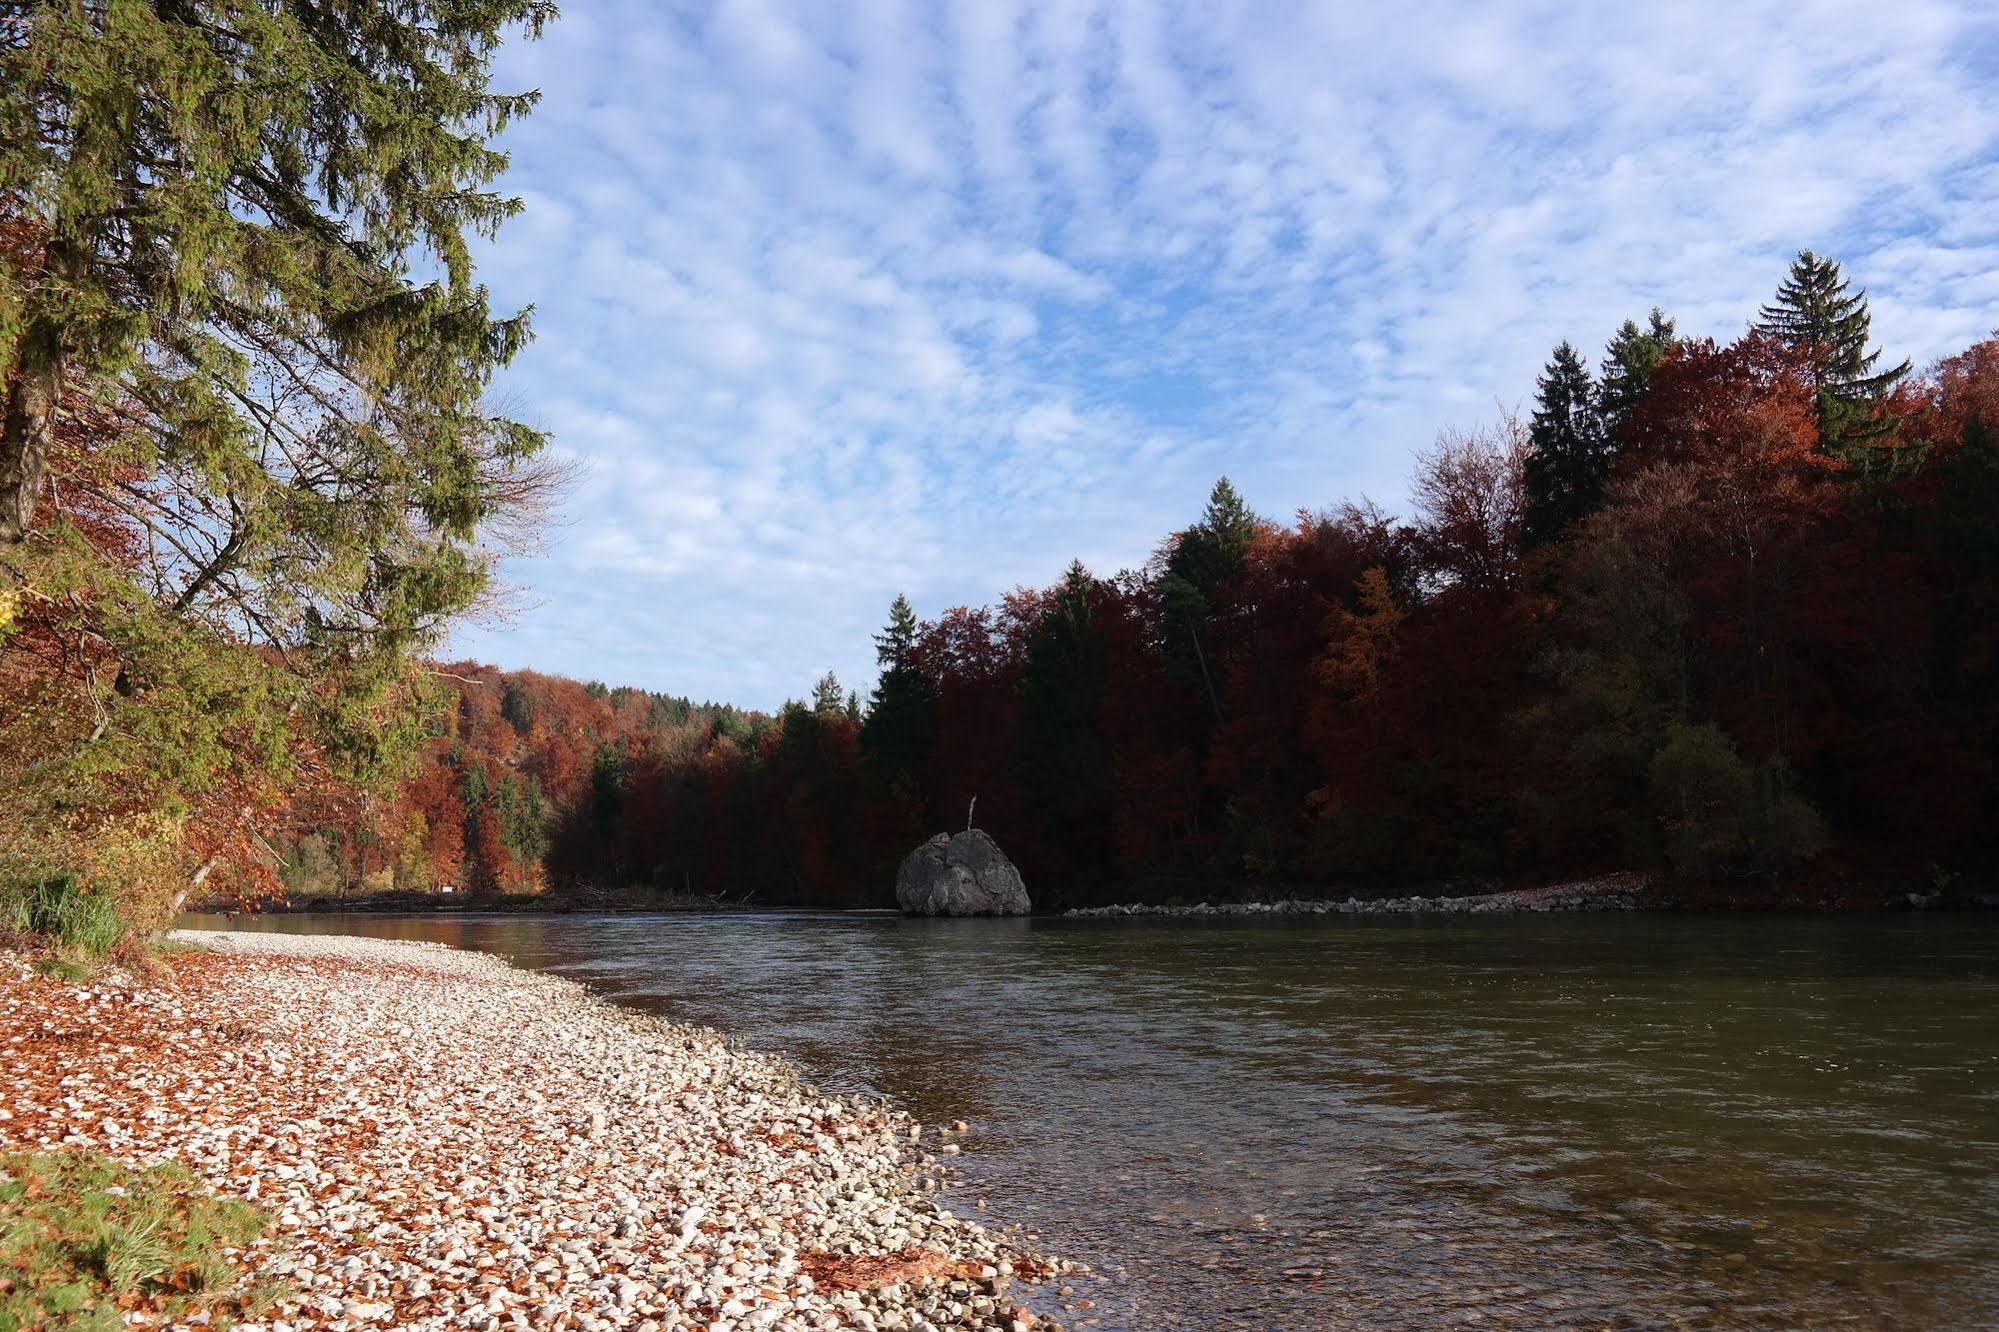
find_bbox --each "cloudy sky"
[450,0,1999,709]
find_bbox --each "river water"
[184,910,1999,1330]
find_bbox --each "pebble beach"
[0,931,1070,1332]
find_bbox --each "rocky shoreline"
[1065,874,1649,918]
[0,932,1073,1331]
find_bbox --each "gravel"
[1,931,1071,1331]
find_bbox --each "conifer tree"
[1754,250,1910,454]
[0,0,555,619]
[1018,561,1111,844]
[0,2,560,920]
[860,594,934,789]
[1192,476,1258,567]
[1156,477,1259,720]
[1520,341,1610,546]
[1599,309,1678,438]
[811,671,847,717]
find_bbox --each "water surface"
[186,910,1999,1330]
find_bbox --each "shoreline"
[1066,874,1652,918]
[202,871,1999,920]
[0,932,1072,1331]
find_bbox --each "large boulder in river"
[895,830,1031,916]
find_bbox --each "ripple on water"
[185,909,1999,1331]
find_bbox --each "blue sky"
[450,0,1999,709]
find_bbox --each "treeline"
[290,253,1999,910]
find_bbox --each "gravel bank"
[1,932,1071,1332]
[1066,874,1648,918]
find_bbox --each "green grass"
[0,874,125,969]
[0,1151,276,1331]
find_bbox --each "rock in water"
[895,830,1031,916]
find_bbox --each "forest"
[273,255,1999,911]
[4,7,1990,930]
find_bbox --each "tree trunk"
[0,314,63,543]
[170,853,221,917]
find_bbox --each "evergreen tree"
[0,0,554,621]
[1521,341,1610,546]
[589,745,625,841]
[860,594,934,790]
[872,593,923,668]
[811,671,847,717]
[1599,309,1679,438]
[1156,477,1260,720]
[1017,561,1112,851]
[1754,250,1910,455]
[0,2,564,921]
[495,773,550,867]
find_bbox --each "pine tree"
[1521,342,1610,546]
[1017,561,1111,844]
[1156,477,1260,720]
[1754,250,1910,455]
[872,593,922,669]
[1194,476,1258,566]
[0,0,555,617]
[811,671,847,717]
[1599,309,1678,438]
[860,594,934,789]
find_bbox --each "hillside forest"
[273,255,1999,911]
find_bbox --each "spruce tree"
[1754,250,1910,455]
[860,594,934,789]
[811,671,847,717]
[1599,309,1678,438]
[1017,561,1111,846]
[1520,341,1610,546]
[0,3,559,919]
[0,0,554,617]
[1193,476,1258,567]
[1156,477,1259,720]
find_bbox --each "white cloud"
[452,0,1999,707]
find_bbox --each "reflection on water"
[186,910,1999,1330]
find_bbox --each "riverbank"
[188,886,743,916]
[0,932,1068,1331]
[1066,874,1651,917]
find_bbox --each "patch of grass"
[0,874,126,969]
[27,953,95,984]
[0,1150,276,1331]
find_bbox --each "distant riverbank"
[1066,874,1649,917]
[198,886,746,916]
[1,932,1069,1331]
[211,868,1998,920]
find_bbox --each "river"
[183,910,1999,1330]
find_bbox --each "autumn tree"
[1754,250,1909,457]
[1410,424,1525,594]
[1520,342,1611,546]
